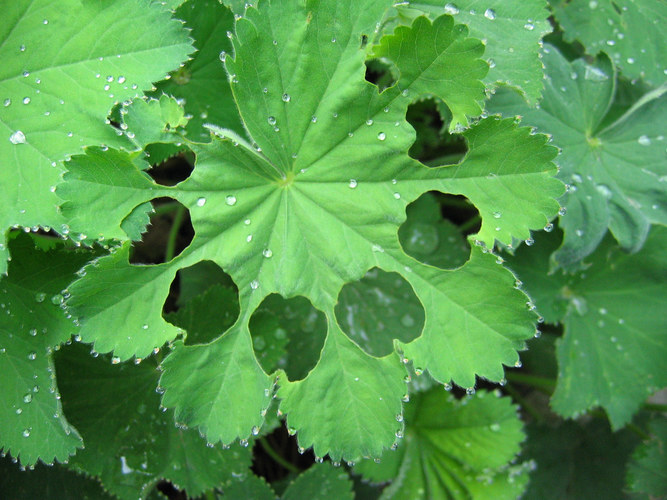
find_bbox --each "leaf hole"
[406,98,467,164]
[364,58,397,93]
[162,261,240,345]
[398,192,478,270]
[248,294,326,380]
[335,268,424,357]
[144,147,194,186]
[129,197,194,265]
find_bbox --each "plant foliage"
[1,0,665,498]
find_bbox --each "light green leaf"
[122,95,190,148]
[282,463,354,500]
[0,0,193,274]
[0,234,89,466]
[626,418,667,497]
[153,0,244,141]
[58,2,562,460]
[397,0,552,103]
[371,15,488,131]
[521,420,639,500]
[504,226,667,428]
[56,343,252,500]
[0,457,113,500]
[354,389,528,500]
[490,46,667,267]
[553,0,667,87]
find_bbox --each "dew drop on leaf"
[637,135,651,146]
[22,429,30,438]
[262,248,273,258]
[348,179,357,188]
[484,8,496,20]
[281,93,291,102]
[444,3,459,15]
[9,131,26,144]
[27,352,36,360]
[377,132,386,140]
[3,98,10,107]
[225,195,237,206]
[196,197,206,207]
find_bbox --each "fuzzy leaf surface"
[0,0,193,274]
[504,227,667,428]
[58,2,562,460]
[55,343,252,500]
[399,0,552,103]
[490,46,667,267]
[553,0,667,87]
[354,389,527,499]
[0,234,91,466]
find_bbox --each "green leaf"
[521,420,639,500]
[122,95,190,148]
[58,2,562,460]
[371,15,488,131]
[282,463,354,500]
[490,46,667,267]
[397,0,553,103]
[335,268,424,357]
[0,0,193,274]
[153,0,245,141]
[222,472,276,500]
[398,193,471,269]
[626,418,667,497]
[553,0,667,87]
[0,234,90,465]
[354,389,528,500]
[0,457,113,500]
[55,343,252,500]
[504,226,667,428]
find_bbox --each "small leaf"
[626,418,667,497]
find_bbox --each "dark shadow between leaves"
[335,268,425,357]
[129,197,194,265]
[249,294,327,381]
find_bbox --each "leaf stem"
[259,437,300,474]
[165,205,186,262]
[458,214,481,233]
[505,372,556,394]
[643,402,667,412]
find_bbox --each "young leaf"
[626,418,667,497]
[57,2,562,461]
[504,226,667,429]
[0,234,90,466]
[354,389,528,499]
[553,0,667,87]
[55,343,252,500]
[397,0,553,103]
[490,46,667,267]
[0,0,193,274]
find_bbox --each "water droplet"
[15,408,22,415]
[22,429,30,438]
[637,135,651,146]
[393,192,401,199]
[348,179,357,188]
[3,98,10,107]
[444,3,459,14]
[118,76,126,84]
[111,357,121,364]
[493,211,501,219]
[27,352,36,361]
[366,119,373,126]
[262,248,273,258]
[9,131,26,144]
[196,197,206,207]
[401,89,409,97]
[267,116,276,126]
[490,423,501,432]
[627,57,635,64]
[558,207,567,216]
[525,238,534,246]
[23,393,32,403]
[35,292,46,303]
[484,8,496,19]
[310,115,317,123]
[250,280,259,290]
[377,132,386,141]
[251,426,260,436]
[524,22,535,31]
[246,234,253,243]
[589,0,598,8]
[225,195,237,206]
[281,93,291,102]
[466,387,476,395]
[595,184,613,198]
